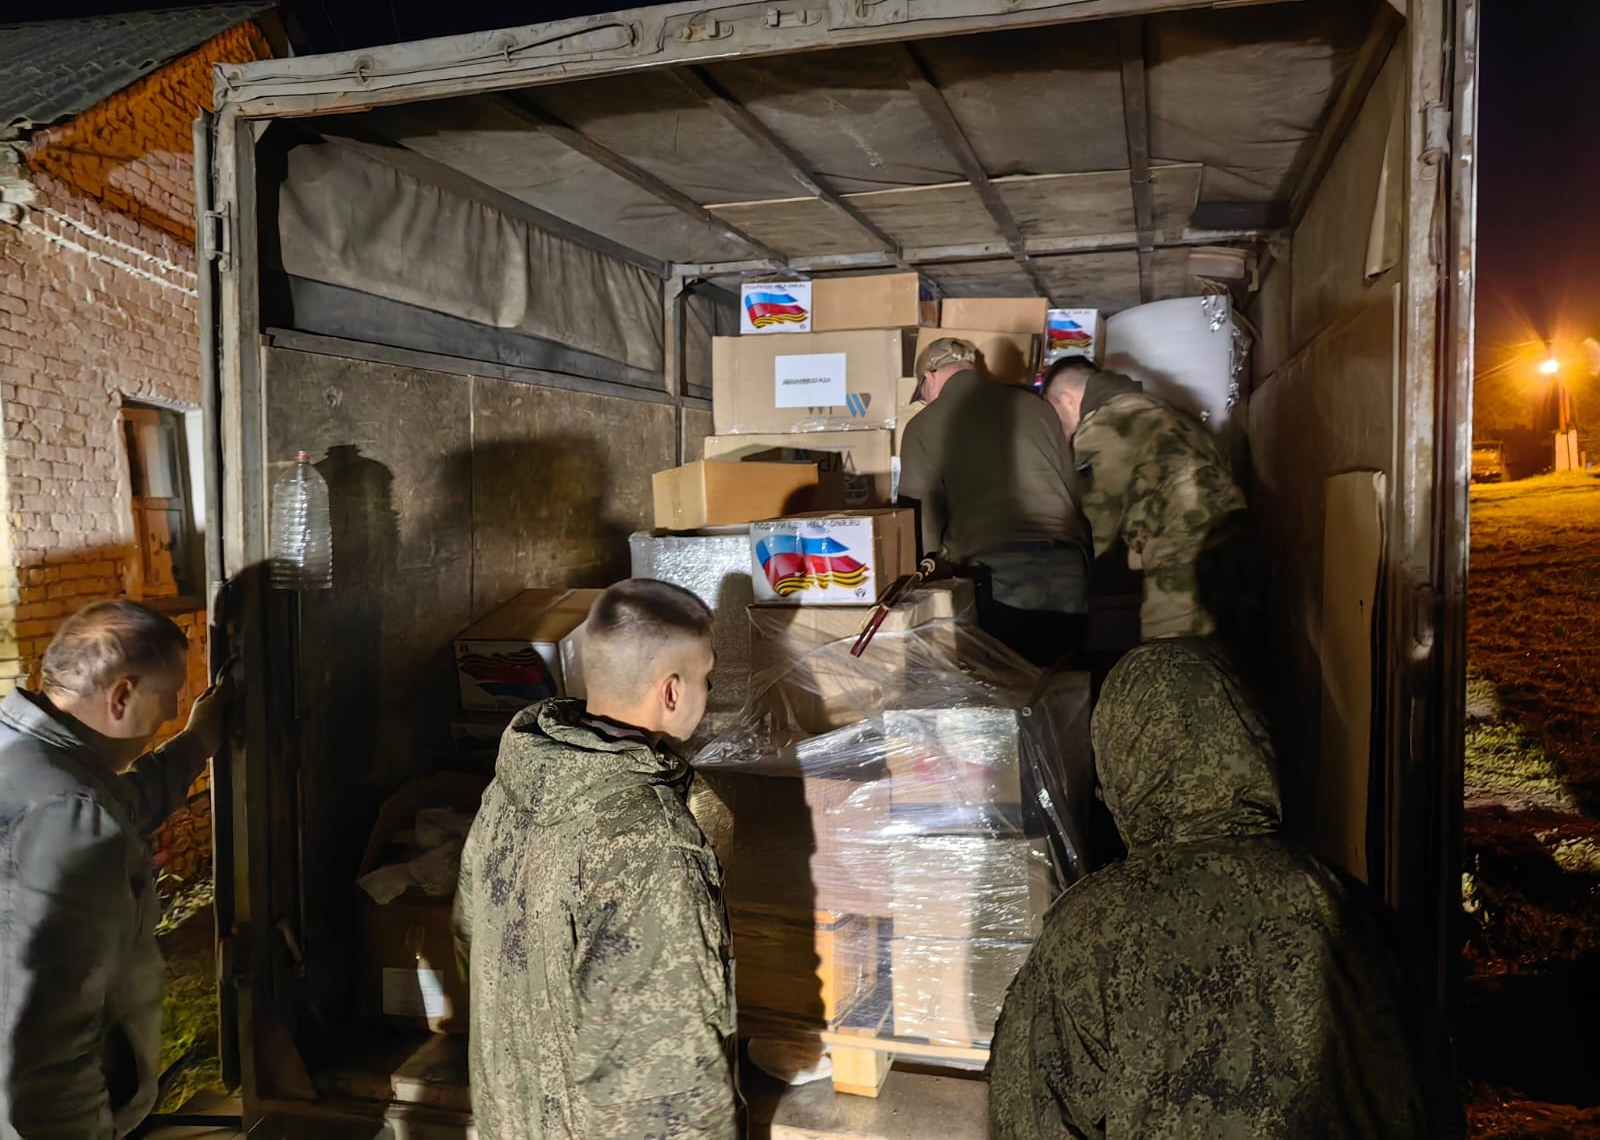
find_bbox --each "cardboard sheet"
[1317,470,1386,882]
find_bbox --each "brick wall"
[0,23,271,891]
[24,22,273,244]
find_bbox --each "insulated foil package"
[629,529,753,738]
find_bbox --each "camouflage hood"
[492,698,694,827]
[1091,638,1281,849]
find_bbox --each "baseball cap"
[912,337,978,399]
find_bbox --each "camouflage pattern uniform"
[989,639,1464,1139]
[455,699,736,1140]
[1071,382,1246,639]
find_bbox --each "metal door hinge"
[201,202,232,271]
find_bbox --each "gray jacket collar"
[0,688,96,753]
[0,689,124,798]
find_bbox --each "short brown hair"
[581,579,713,697]
[41,600,189,698]
[1041,356,1099,396]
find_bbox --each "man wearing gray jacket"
[0,600,225,1139]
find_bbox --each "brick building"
[0,6,277,888]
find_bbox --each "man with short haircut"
[0,599,225,1139]
[898,336,1091,667]
[1042,357,1251,642]
[456,578,736,1140]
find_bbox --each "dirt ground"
[1461,475,1600,1138]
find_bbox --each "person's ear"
[109,677,136,722]
[662,673,682,714]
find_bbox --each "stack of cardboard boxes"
[621,275,1101,1077]
[654,272,1104,531]
[697,272,932,520]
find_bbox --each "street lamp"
[1539,354,1581,471]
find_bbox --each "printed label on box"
[1045,308,1100,363]
[382,966,449,1021]
[456,644,559,710]
[753,518,876,601]
[774,353,848,408]
[742,282,813,334]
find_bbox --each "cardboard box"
[893,376,924,457]
[750,508,916,606]
[940,297,1048,336]
[741,280,813,334]
[652,459,820,531]
[694,759,895,917]
[813,272,938,332]
[890,936,1032,1046]
[712,329,914,435]
[704,430,894,508]
[915,327,1038,387]
[1045,308,1104,365]
[454,589,601,711]
[557,627,585,702]
[731,909,881,1033]
[356,772,489,1035]
[883,707,1025,834]
[889,836,1056,942]
[748,580,977,734]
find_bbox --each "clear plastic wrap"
[691,583,1092,1062]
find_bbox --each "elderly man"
[989,638,1464,1139]
[456,578,736,1140]
[898,336,1091,667]
[0,599,225,1139]
[1041,358,1252,641]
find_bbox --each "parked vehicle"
[198,0,1479,1130]
[1471,440,1509,483]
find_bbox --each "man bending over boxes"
[898,336,1093,668]
[988,638,1463,1139]
[455,579,736,1140]
[1041,357,1263,645]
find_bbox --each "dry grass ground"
[1462,475,1600,1137]
[155,874,226,1115]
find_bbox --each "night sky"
[45,0,1583,428]
[1475,0,1600,431]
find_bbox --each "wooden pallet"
[818,978,990,1098]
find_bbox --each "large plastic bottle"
[269,451,333,590]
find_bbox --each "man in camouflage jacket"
[1042,360,1248,640]
[989,637,1464,1139]
[455,580,736,1140]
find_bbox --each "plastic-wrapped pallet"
[692,594,1092,1068]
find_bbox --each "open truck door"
[1383,0,1477,1003]
[201,0,1480,1127]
